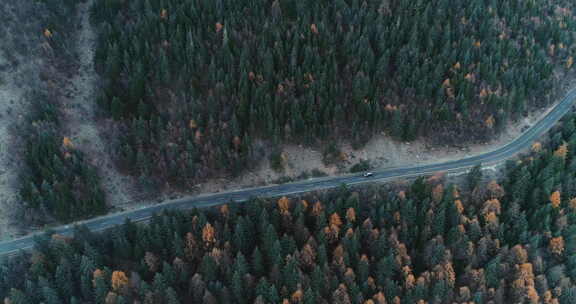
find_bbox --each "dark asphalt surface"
[1,88,576,257]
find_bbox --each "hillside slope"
[89,0,576,189]
[4,111,576,303]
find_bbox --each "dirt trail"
[61,0,134,208]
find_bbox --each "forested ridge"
[88,0,576,187]
[4,114,576,303]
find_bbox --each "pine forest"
[4,112,576,303]
[89,0,576,187]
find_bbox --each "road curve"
[1,87,576,257]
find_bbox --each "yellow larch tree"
[62,137,73,149]
[511,245,528,264]
[554,142,568,159]
[550,191,561,208]
[202,223,216,248]
[300,243,316,267]
[111,271,129,292]
[569,197,576,210]
[482,199,501,216]
[346,208,356,222]
[277,196,290,215]
[329,213,343,236]
[526,286,539,304]
[454,199,464,214]
[485,115,495,129]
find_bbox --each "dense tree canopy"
[88,0,576,186]
[18,92,107,223]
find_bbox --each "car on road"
[363,172,374,177]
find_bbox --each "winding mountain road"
[1,88,576,257]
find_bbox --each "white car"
[363,172,373,177]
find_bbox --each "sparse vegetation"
[310,168,328,177]
[269,149,287,173]
[14,0,107,224]
[35,0,79,62]
[350,159,371,173]
[272,169,328,184]
[322,142,343,166]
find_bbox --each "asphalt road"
[1,88,576,257]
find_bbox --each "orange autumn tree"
[111,271,129,292]
[330,213,343,228]
[550,191,561,208]
[202,223,216,248]
[485,115,495,129]
[482,199,501,216]
[278,196,290,215]
[300,243,316,268]
[570,197,576,210]
[346,208,356,222]
[291,288,303,303]
[325,213,343,241]
[62,136,73,149]
[554,142,568,159]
